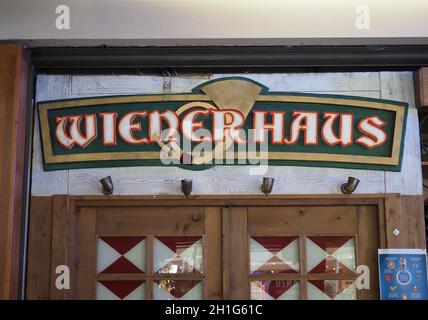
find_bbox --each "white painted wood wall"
[31,72,423,196]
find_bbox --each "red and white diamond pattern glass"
[154,236,203,274]
[96,237,146,300]
[97,280,145,300]
[308,280,356,300]
[306,236,356,274]
[153,280,203,300]
[250,236,299,274]
[97,236,146,274]
[251,280,300,300]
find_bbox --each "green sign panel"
[38,77,407,171]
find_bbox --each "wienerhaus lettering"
[37,77,407,171]
[54,110,387,149]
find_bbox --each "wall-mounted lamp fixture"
[100,176,114,195]
[181,179,193,197]
[341,177,360,195]
[261,177,275,195]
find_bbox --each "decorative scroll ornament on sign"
[38,77,407,171]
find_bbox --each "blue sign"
[378,249,428,300]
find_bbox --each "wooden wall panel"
[384,194,404,248]
[26,197,53,299]
[401,195,426,248]
[75,207,97,300]
[49,195,71,299]
[380,72,423,196]
[32,75,70,196]
[203,207,222,300]
[385,194,426,249]
[356,205,380,300]
[96,206,205,235]
[0,44,29,299]
[222,207,249,299]
[248,206,357,235]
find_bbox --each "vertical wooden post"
[384,194,403,248]
[222,207,249,299]
[26,197,53,299]
[145,235,154,300]
[384,194,426,249]
[299,235,308,300]
[75,207,97,299]
[356,205,380,299]
[49,195,70,299]
[0,44,30,300]
[203,207,222,299]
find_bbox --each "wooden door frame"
[28,193,394,299]
[0,44,31,300]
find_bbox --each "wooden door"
[223,205,380,300]
[28,196,383,300]
[73,206,222,300]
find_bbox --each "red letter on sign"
[118,111,149,144]
[253,111,285,144]
[284,111,318,145]
[356,116,387,148]
[321,113,354,147]
[99,112,118,146]
[213,109,246,143]
[55,114,97,149]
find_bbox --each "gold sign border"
[38,94,405,166]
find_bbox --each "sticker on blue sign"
[378,249,428,300]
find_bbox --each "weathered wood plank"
[67,166,385,196]
[356,205,380,300]
[71,75,164,94]
[32,75,70,196]
[75,74,379,96]
[401,195,426,248]
[96,206,205,235]
[203,207,222,300]
[248,206,357,235]
[219,72,381,92]
[26,196,53,299]
[384,194,426,249]
[381,71,423,196]
[307,91,380,99]
[49,195,70,299]
[377,199,387,249]
[75,207,97,299]
[222,207,249,299]
[385,194,407,248]
[170,74,225,93]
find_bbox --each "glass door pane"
[244,205,379,300]
[75,206,221,300]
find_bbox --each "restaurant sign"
[38,77,407,171]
